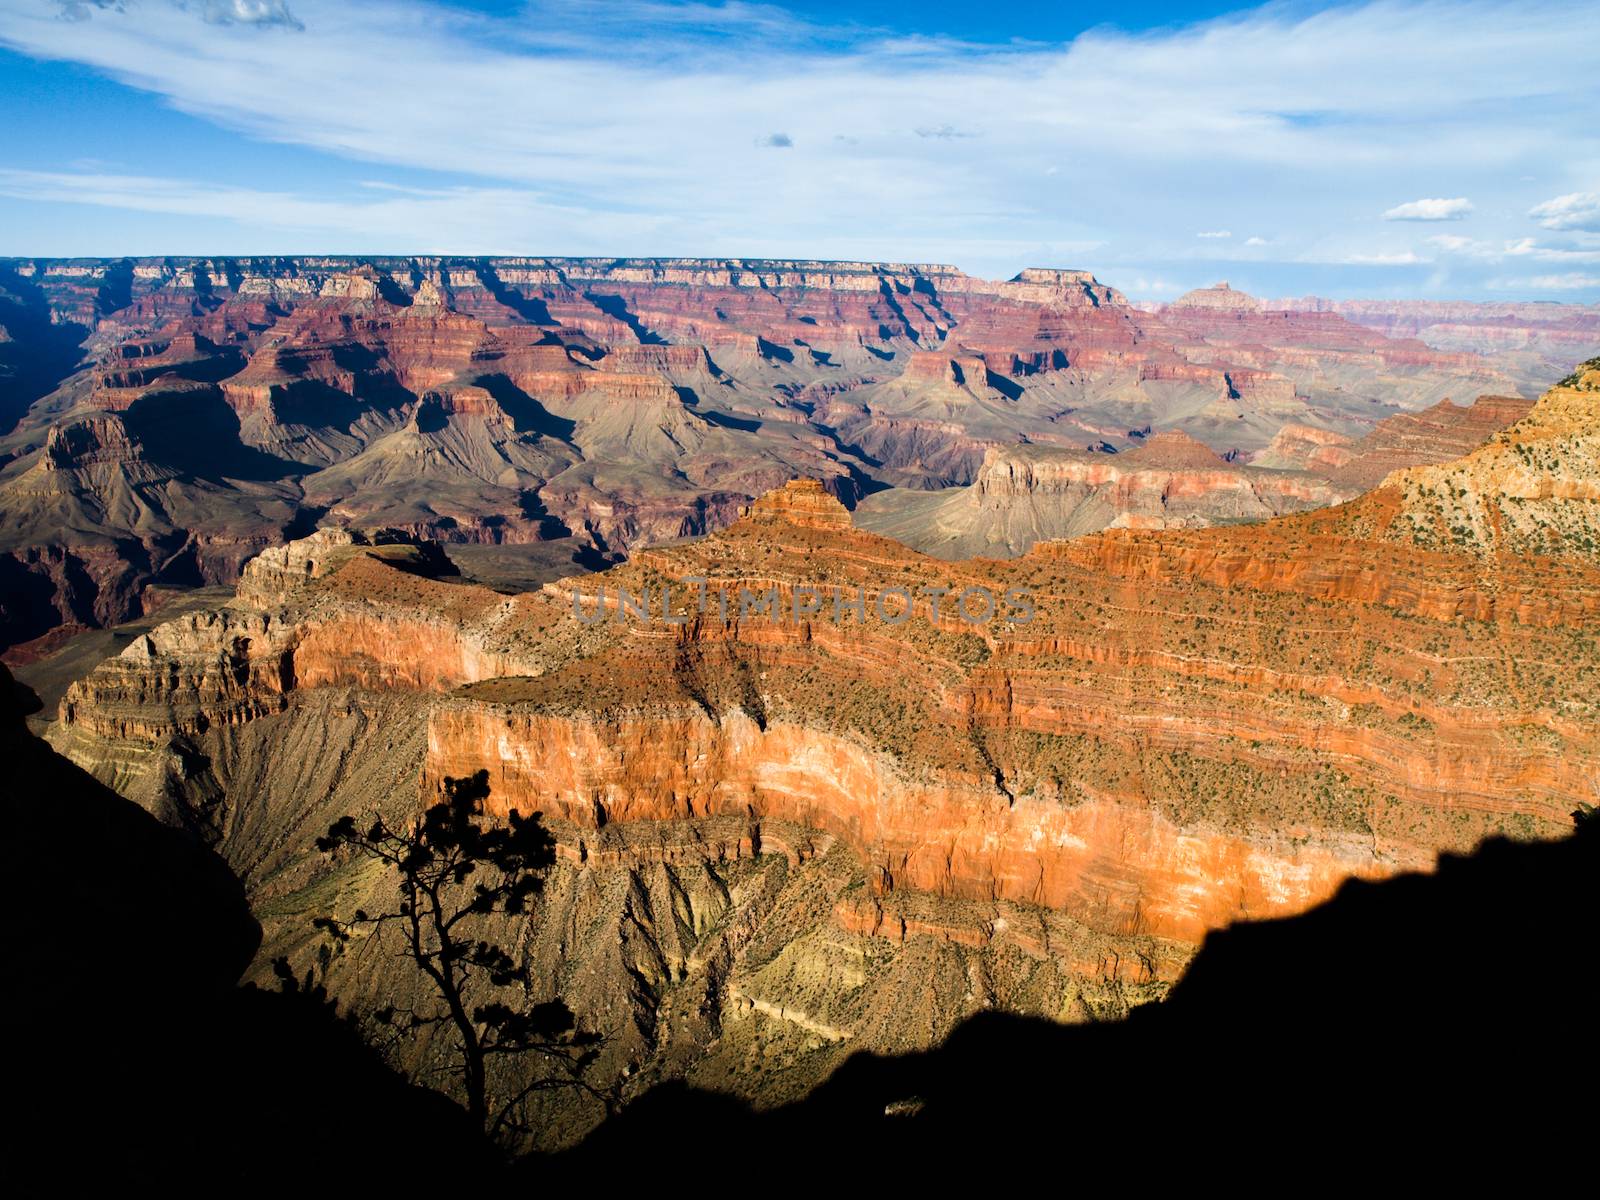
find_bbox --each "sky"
[0,0,1597,302]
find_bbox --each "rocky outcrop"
[1253,393,1536,488]
[1169,281,1263,312]
[738,478,854,530]
[1379,357,1600,559]
[1253,423,1358,474]
[854,432,1353,556]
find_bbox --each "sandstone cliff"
[1377,357,1600,559]
[1253,392,1535,489]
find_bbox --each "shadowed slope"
[551,815,1598,1181]
[1,663,488,1186]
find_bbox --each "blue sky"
[0,0,1597,301]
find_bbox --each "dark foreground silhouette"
[548,811,1597,1182]
[1,666,487,1188]
[4,660,1593,1185]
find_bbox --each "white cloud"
[1244,236,1268,246]
[197,1,303,29]
[1382,197,1473,222]
[1490,272,1600,290]
[1530,192,1600,233]
[1315,250,1430,266]
[1197,230,1232,239]
[1426,233,1600,263]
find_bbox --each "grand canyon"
[4,0,1599,1183]
[4,250,1598,1162]
[4,255,1579,651]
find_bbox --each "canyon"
[5,258,1578,656]
[1278,295,1600,387]
[38,357,1600,1146]
[8,0,1597,1177]
[853,395,1539,558]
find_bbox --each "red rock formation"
[855,431,1352,555]
[54,367,1600,942]
[0,256,1539,650]
[1168,281,1263,312]
[20,347,1595,1150]
[1253,393,1535,487]
[1278,296,1600,389]
[40,366,1598,1127]
[738,478,854,530]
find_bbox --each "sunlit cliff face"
[55,358,1600,941]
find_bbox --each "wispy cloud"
[1197,230,1232,239]
[0,0,1597,297]
[1490,272,1600,290]
[0,167,676,249]
[1530,192,1600,233]
[1426,233,1600,263]
[1382,197,1473,222]
[1334,250,1431,265]
[0,166,1094,264]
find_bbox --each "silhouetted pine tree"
[308,771,604,1141]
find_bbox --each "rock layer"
[1279,296,1600,390]
[44,363,1600,1139]
[2,257,1534,651]
[855,431,1354,556]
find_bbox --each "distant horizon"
[4,251,1597,308]
[1,0,1596,304]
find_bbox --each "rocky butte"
[854,430,1355,557]
[46,358,1600,1145]
[3,257,1570,656]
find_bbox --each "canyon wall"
[1,257,1534,653]
[1278,295,1600,388]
